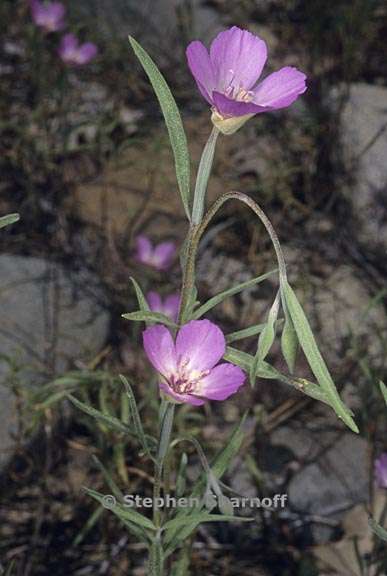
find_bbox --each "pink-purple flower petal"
[253,66,307,109]
[59,33,98,66]
[143,325,177,379]
[159,381,206,406]
[198,363,246,400]
[212,91,266,117]
[153,241,176,270]
[76,42,98,65]
[147,291,163,312]
[163,294,181,322]
[375,453,387,489]
[209,26,267,92]
[30,0,66,32]
[175,319,225,372]
[186,41,216,104]
[135,235,153,264]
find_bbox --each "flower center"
[224,69,254,103]
[169,360,210,395]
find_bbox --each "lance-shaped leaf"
[225,346,328,404]
[122,310,177,327]
[250,291,280,385]
[175,452,188,499]
[164,414,246,550]
[379,380,387,408]
[67,394,131,435]
[281,281,358,433]
[226,323,267,344]
[130,276,150,312]
[192,269,277,320]
[84,487,156,533]
[129,36,191,220]
[0,213,19,229]
[120,374,153,459]
[281,301,298,373]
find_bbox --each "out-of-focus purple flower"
[30,0,66,32]
[186,26,307,134]
[58,33,98,66]
[135,235,176,271]
[147,291,180,322]
[143,319,245,405]
[375,453,387,488]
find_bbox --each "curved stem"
[179,191,288,322]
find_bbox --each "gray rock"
[341,83,387,249]
[271,425,370,543]
[0,255,110,464]
[73,0,221,43]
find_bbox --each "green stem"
[191,126,220,225]
[179,190,288,323]
[150,403,175,575]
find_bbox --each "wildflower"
[143,319,245,405]
[58,33,98,66]
[147,291,180,322]
[135,235,176,271]
[375,453,387,489]
[30,0,66,33]
[186,26,307,134]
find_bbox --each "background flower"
[147,291,180,322]
[58,33,98,66]
[186,26,306,125]
[375,453,387,488]
[134,235,176,271]
[30,0,66,32]
[143,319,245,405]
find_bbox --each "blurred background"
[1,1,387,574]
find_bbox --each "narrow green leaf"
[379,381,387,408]
[225,347,328,404]
[4,561,15,576]
[163,512,252,533]
[175,453,188,499]
[119,374,153,459]
[130,276,150,311]
[170,550,190,576]
[84,487,156,531]
[73,506,103,546]
[92,455,124,501]
[129,36,191,220]
[282,281,358,433]
[281,308,298,374]
[0,213,19,229]
[164,414,247,550]
[369,517,387,541]
[250,291,280,385]
[226,323,266,343]
[192,269,277,320]
[122,310,177,327]
[67,394,130,435]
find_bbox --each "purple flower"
[30,0,66,32]
[58,33,98,66]
[186,26,307,134]
[143,319,245,405]
[375,453,387,489]
[135,235,176,271]
[147,291,180,323]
